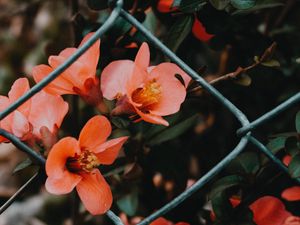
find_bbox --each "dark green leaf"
[295,111,300,133]
[110,17,132,37]
[285,136,299,157]
[147,114,199,146]
[144,113,181,140]
[110,129,131,139]
[288,154,300,178]
[172,0,182,7]
[111,117,130,129]
[210,175,245,198]
[231,0,256,9]
[266,136,287,154]
[210,0,231,10]
[232,0,283,14]
[13,158,32,174]
[116,190,138,216]
[164,16,194,52]
[229,152,260,175]
[212,192,234,220]
[179,0,207,12]
[87,0,108,10]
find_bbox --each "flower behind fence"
[45,115,128,215]
[101,42,191,126]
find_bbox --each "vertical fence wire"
[0,0,299,224]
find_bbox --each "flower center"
[66,150,100,173]
[131,79,162,111]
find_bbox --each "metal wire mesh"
[0,0,300,224]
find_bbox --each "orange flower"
[101,42,191,126]
[0,78,32,142]
[282,186,300,202]
[157,0,178,13]
[32,33,104,109]
[0,78,68,143]
[151,217,189,225]
[120,214,189,225]
[226,196,300,225]
[192,18,214,42]
[45,115,128,215]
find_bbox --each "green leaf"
[210,175,245,198]
[164,16,194,52]
[87,0,108,10]
[111,117,130,129]
[211,191,234,220]
[144,113,181,140]
[266,136,287,154]
[285,136,299,157]
[231,0,256,9]
[295,111,300,133]
[110,17,132,37]
[288,154,300,178]
[13,158,32,174]
[261,59,280,67]
[234,74,252,86]
[210,0,231,10]
[229,152,260,175]
[232,0,283,15]
[116,190,138,216]
[179,0,207,12]
[147,114,199,146]
[172,0,182,7]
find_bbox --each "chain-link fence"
[0,0,299,224]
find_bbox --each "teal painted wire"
[137,135,250,225]
[0,172,39,214]
[0,129,45,165]
[238,92,300,136]
[249,136,300,184]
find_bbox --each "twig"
[189,42,277,94]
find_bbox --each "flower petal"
[8,78,31,116]
[134,106,169,126]
[0,96,12,133]
[32,64,76,95]
[282,186,300,201]
[150,62,191,88]
[78,32,100,76]
[157,0,178,13]
[101,60,134,100]
[11,111,30,139]
[46,137,80,179]
[29,91,68,139]
[250,196,291,225]
[79,115,112,151]
[48,55,91,90]
[45,174,82,195]
[148,63,188,116]
[94,136,128,165]
[76,169,112,215]
[192,18,214,42]
[134,42,150,70]
[151,217,173,225]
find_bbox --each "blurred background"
[0,0,299,224]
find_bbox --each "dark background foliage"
[0,0,299,224]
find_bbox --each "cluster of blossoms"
[1,31,299,223]
[0,33,191,216]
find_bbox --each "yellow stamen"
[131,79,162,111]
[66,150,100,173]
